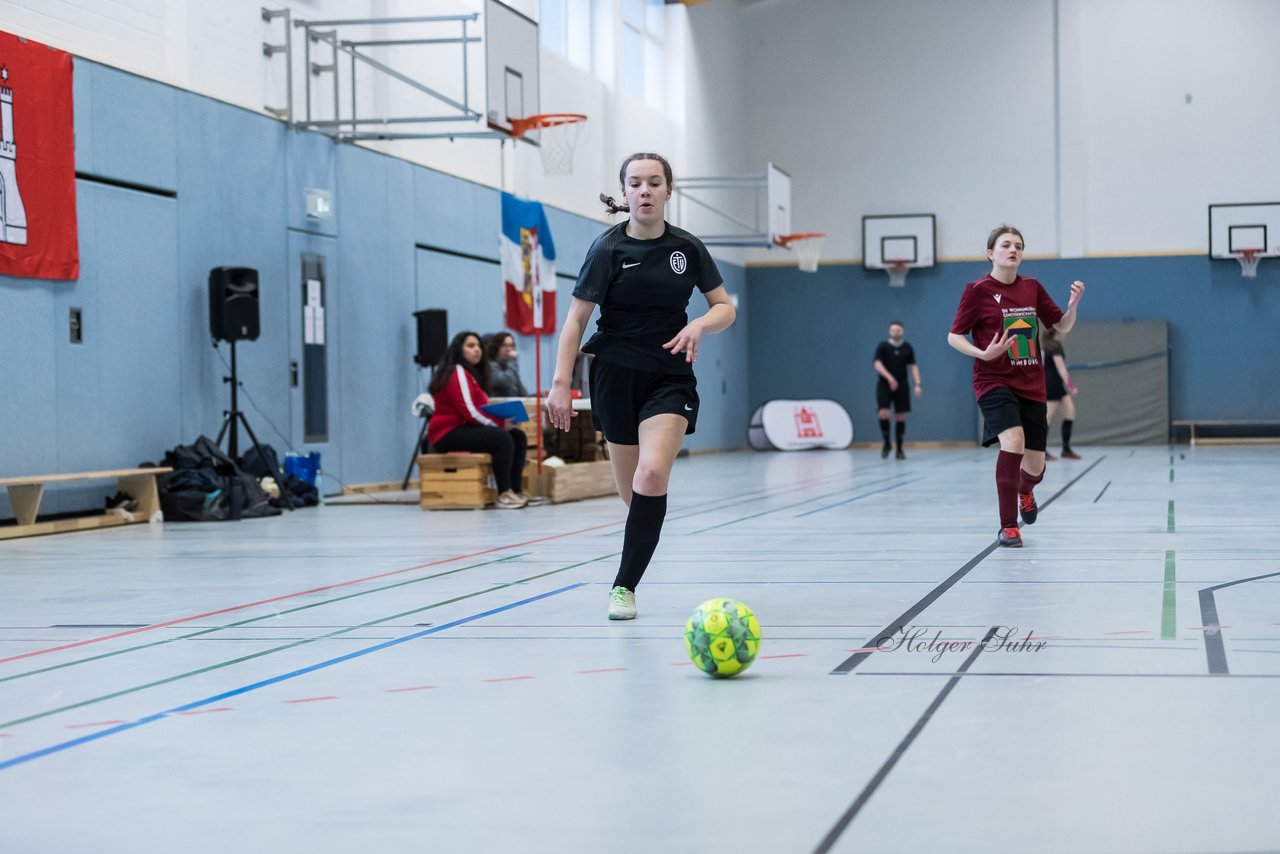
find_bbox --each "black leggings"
[432,425,527,493]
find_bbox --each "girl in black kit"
[547,153,736,620]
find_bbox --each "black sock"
[879,419,890,445]
[1062,420,1074,452]
[613,492,667,591]
[895,421,905,451]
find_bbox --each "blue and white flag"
[500,192,556,335]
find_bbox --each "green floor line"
[1161,550,1177,640]
[1167,500,1175,533]
[0,553,529,686]
[0,554,614,729]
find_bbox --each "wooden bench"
[1171,420,1280,446]
[0,467,172,540]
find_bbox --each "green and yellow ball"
[684,597,762,677]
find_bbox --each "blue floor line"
[0,583,585,772]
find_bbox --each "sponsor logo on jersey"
[993,293,1002,303]
[670,251,687,274]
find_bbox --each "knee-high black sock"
[879,418,891,445]
[1062,420,1074,453]
[613,492,667,591]
[895,420,906,451]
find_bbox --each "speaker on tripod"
[403,308,448,489]
[209,267,270,467]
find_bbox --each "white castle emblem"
[0,65,29,246]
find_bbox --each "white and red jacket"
[427,365,498,447]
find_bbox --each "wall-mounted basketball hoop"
[778,233,826,272]
[862,214,936,287]
[509,113,588,176]
[1209,202,1280,279]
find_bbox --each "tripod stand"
[401,410,432,490]
[215,339,272,469]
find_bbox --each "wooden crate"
[524,459,616,504]
[418,453,496,510]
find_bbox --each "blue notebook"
[480,400,529,423]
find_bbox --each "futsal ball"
[684,598,761,678]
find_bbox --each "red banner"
[0,31,77,280]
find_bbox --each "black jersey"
[874,340,916,383]
[572,221,722,375]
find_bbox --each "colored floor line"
[0,462,872,667]
[0,554,527,686]
[795,477,924,517]
[0,556,612,730]
[0,584,585,772]
[815,627,999,852]
[830,456,1105,675]
[688,472,910,534]
[1161,550,1177,640]
[0,520,630,666]
[1196,569,1280,676]
[1167,499,1175,533]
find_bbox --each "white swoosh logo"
[684,403,694,411]
[622,261,641,269]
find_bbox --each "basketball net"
[510,113,588,177]
[887,260,910,287]
[1235,249,1261,278]
[778,233,825,272]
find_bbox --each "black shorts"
[588,358,698,445]
[1045,367,1067,402]
[978,387,1048,451]
[876,380,911,413]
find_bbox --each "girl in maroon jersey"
[947,225,1085,547]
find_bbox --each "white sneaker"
[607,586,637,620]
[522,494,550,506]
[496,489,528,509]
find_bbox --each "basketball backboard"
[862,214,936,269]
[485,0,540,136]
[1208,202,1280,259]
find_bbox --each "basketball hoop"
[778,232,826,272]
[510,113,588,176]
[1234,249,1262,278]
[886,260,910,287]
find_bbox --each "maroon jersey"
[950,274,1065,402]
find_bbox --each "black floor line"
[813,626,999,854]
[830,456,1105,675]
[1197,570,1280,675]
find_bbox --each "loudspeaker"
[414,308,448,367]
[209,267,261,342]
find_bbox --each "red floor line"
[284,696,339,704]
[483,676,535,683]
[177,707,234,715]
[0,517,625,666]
[385,685,438,693]
[759,653,805,659]
[578,667,628,674]
[66,720,126,729]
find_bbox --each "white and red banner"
[500,192,556,335]
[0,31,77,280]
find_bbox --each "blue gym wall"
[0,60,750,519]
[746,257,1280,444]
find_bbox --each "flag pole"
[534,331,543,477]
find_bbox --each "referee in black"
[873,321,922,459]
[547,153,736,621]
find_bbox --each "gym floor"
[2,446,1277,853]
